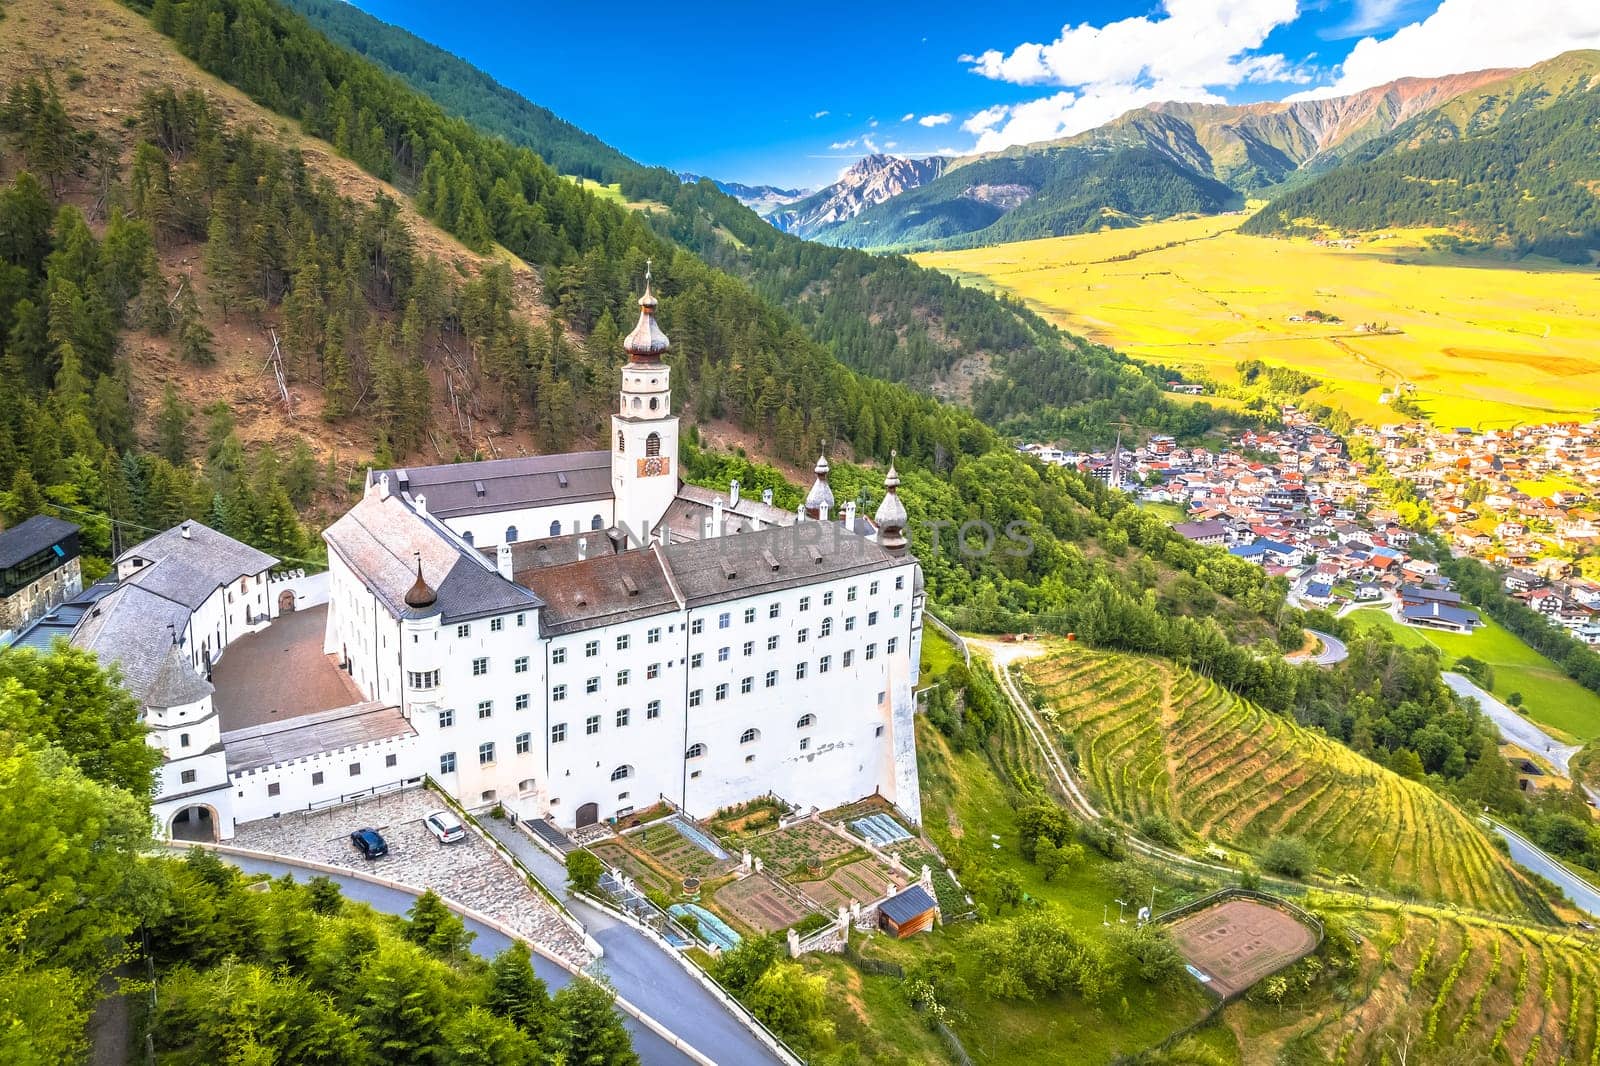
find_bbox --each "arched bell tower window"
[645,433,661,457]
[616,430,626,453]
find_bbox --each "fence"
[1153,886,1325,950]
[838,941,974,1066]
[925,612,970,667]
[296,776,424,815]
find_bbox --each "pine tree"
[155,383,190,464]
[403,890,472,961]
[321,320,351,420]
[486,942,551,1039]
[175,280,215,365]
[552,979,638,1066]
[203,201,239,322]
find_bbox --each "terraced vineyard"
[1023,648,1545,917]
[1292,905,1600,1065]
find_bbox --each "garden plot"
[744,820,857,877]
[715,873,815,934]
[850,812,912,846]
[588,839,674,894]
[792,856,902,911]
[629,818,738,881]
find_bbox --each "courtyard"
[212,605,366,730]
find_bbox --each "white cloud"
[869,118,879,127]
[829,138,859,150]
[1293,0,1600,99]
[918,113,953,127]
[885,140,900,148]
[812,110,830,119]
[1324,0,1410,38]
[960,0,1304,152]
[900,112,916,122]
[861,133,882,154]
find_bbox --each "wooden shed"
[878,885,938,939]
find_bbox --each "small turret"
[874,452,908,554]
[623,261,670,362]
[804,451,834,521]
[403,555,437,612]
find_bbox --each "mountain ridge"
[766,153,950,238]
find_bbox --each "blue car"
[350,827,388,859]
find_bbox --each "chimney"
[577,537,588,561]
[496,543,514,581]
[180,522,191,540]
[729,479,741,508]
[843,500,857,529]
[819,503,830,522]
[762,488,774,506]
[711,496,724,538]
[414,494,428,516]
[376,472,390,498]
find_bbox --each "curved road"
[1292,629,1349,667]
[1487,822,1600,920]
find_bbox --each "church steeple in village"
[612,262,681,547]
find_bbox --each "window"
[741,676,753,694]
[518,612,527,628]
[715,683,728,701]
[686,743,705,759]
[691,618,704,635]
[690,770,701,779]
[438,708,455,728]
[267,781,281,797]
[866,643,878,661]
[767,635,779,651]
[647,662,660,680]
[409,669,440,689]
[312,771,324,785]
[585,640,599,658]
[744,607,756,624]
[648,627,661,644]
[845,616,856,632]
[893,604,903,619]
[591,514,603,531]
[479,742,495,765]
[689,688,703,707]
[719,612,731,629]
[765,670,778,688]
[491,617,504,632]
[743,640,754,657]
[769,603,781,620]
[895,575,905,591]
[386,753,398,768]
[516,693,530,711]
[795,662,807,680]
[514,656,529,674]
[888,637,899,654]
[799,595,811,612]
[549,520,561,537]
[691,653,704,669]
[553,647,567,664]
[616,707,630,727]
[823,591,834,606]
[179,732,191,748]
[349,762,361,777]
[457,624,471,638]
[586,715,601,735]
[472,657,488,676]
[646,432,661,457]
[797,627,808,644]
[868,610,879,626]
[847,585,858,602]
[478,700,493,719]
[745,754,756,763]
[552,723,567,743]
[819,655,831,674]
[647,700,661,719]
[820,618,833,638]
[741,728,760,744]
[616,634,631,651]
[875,724,885,737]
[481,790,497,802]
[516,732,531,754]
[440,752,457,773]
[617,430,626,453]
[611,765,633,782]
[180,769,196,784]
[586,676,600,694]
[616,669,630,687]
[870,580,880,596]
[797,714,815,728]
[843,650,854,667]
[552,684,567,702]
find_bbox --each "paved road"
[1293,629,1349,666]
[217,853,694,1066]
[479,819,792,1066]
[1487,822,1600,920]
[1442,672,1582,774]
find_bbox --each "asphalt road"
[1441,672,1583,776]
[1297,629,1349,666]
[1487,821,1600,920]
[217,853,695,1066]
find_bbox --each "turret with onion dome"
[403,555,438,613]
[874,451,908,553]
[804,451,835,520]
[623,263,670,362]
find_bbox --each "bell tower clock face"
[637,456,670,478]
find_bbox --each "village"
[1018,412,1600,645]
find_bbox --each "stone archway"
[574,801,599,828]
[169,804,220,843]
[278,589,296,614]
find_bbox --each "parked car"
[423,809,466,844]
[350,827,388,859]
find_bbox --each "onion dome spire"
[623,259,670,362]
[404,553,437,611]
[874,451,908,553]
[804,446,835,519]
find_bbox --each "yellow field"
[915,216,1600,427]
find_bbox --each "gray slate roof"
[116,521,276,611]
[0,515,79,568]
[72,584,202,704]
[324,488,541,624]
[373,451,611,520]
[222,701,412,773]
[662,484,796,541]
[661,521,903,610]
[144,641,217,708]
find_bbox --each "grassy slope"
[1023,645,1543,916]
[1351,607,1600,743]
[914,215,1600,429]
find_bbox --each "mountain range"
[774,54,1600,256]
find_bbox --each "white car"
[423,809,466,844]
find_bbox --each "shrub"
[1261,836,1315,879]
[1137,814,1182,847]
[565,849,603,894]
[1077,821,1127,861]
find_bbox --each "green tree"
[566,849,603,894]
[552,978,639,1066]
[156,382,191,464]
[487,941,551,1039]
[404,889,473,961]
[1261,835,1316,879]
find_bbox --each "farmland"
[1022,646,1544,916]
[913,217,1600,428]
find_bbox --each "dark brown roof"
[519,548,680,636]
[491,528,626,574]
[373,451,611,519]
[661,522,904,609]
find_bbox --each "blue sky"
[349,1,1600,189]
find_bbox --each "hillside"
[1023,646,1546,917]
[765,153,948,238]
[1245,51,1600,261]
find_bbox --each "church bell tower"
[612,264,680,547]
